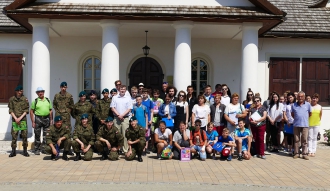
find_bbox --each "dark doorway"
[129,57,164,90]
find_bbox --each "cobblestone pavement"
[0,141,330,190]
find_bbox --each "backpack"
[34,97,50,109]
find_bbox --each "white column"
[241,22,262,98]
[100,20,119,91]
[173,21,193,92]
[29,18,50,98]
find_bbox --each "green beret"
[110,88,117,93]
[15,85,23,91]
[105,116,114,122]
[102,88,109,94]
[129,116,137,122]
[79,91,86,97]
[54,116,62,122]
[60,82,67,87]
[81,113,89,120]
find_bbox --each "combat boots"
[23,147,29,157]
[51,154,56,160]
[62,151,69,161]
[100,152,107,161]
[137,154,143,162]
[9,148,16,157]
[74,153,81,161]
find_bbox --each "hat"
[79,91,86,97]
[129,116,137,122]
[102,88,109,94]
[89,90,97,96]
[195,119,202,124]
[14,85,23,91]
[138,83,144,87]
[110,88,117,93]
[60,82,67,87]
[105,116,114,122]
[80,113,89,120]
[54,116,62,122]
[36,87,45,92]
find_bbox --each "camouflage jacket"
[97,98,111,121]
[73,124,95,146]
[8,95,29,121]
[71,101,95,126]
[53,91,74,115]
[96,125,124,147]
[125,125,146,142]
[46,124,70,145]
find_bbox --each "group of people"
[7,80,322,162]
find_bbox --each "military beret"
[105,116,114,122]
[79,91,86,97]
[60,81,67,87]
[54,116,62,122]
[15,85,23,91]
[110,88,117,93]
[81,113,89,120]
[89,90,97,96]
[102,88,109,94]
[129,116,137,122]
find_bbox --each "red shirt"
[211,91,222,97]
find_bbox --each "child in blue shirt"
[142,88,154,154]
[234,119,251,161]
[217,127,236,161]
[206,122,218,160]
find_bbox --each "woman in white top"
[221,84,231,107]
[174,90,189,133]
[192,95,211,131]
[154,120,173,159]
[224,93,247,134]
[267,92,285,152]
[283,92,295,154]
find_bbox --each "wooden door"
[0,54,23,103]
[302,58,330,105]
[129,57,164,90]
[269,58,300,95]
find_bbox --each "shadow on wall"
[5,118,12,141]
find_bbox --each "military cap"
[89,90,97,96]
[54,116,63,122]
[105,116,114,122]
[60,81,67,87]
[102,88,109,94]
[79,91,86,97]
[129,116,137,122]
[15,85,23,91]
[110,88,117,93]
[81,113,89,120]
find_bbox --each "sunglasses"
[222,88,228,91]
[248,94,253,96]
[254,100,260,103]
[195,124,201,127]
[179,94,185,97]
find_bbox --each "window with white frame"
[191,58,208,96]
[83,56,101,99]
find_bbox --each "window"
[83,56,101,99]
[0,54,23,103]
[191,58,208,96]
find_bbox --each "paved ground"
[1,141,330,190]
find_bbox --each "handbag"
[161,145,173,158]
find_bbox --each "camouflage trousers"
[34,116,50,151]
[44,139,70,154]
[125,140,146,161]
[94,141,119,160]
[71,140,93,161]
[11,128,28,148]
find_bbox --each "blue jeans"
[192,145,206,160]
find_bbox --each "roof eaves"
[249,0,286,16]
[308,0,328,8]
[4,0,36,10]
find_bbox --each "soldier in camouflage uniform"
[95,116,124,161]
[89,90,99,134]
[71,114,95,161]
[45,116,70,161]
[8,85,30,157]
[71,91,95,127]
[52,82,74,130]
[125,116,146,162]
[97,88,111,129]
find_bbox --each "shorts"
[192,145,206,160]
[242,143,248,152]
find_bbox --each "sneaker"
[146,149,150,154]
[227,155,232,161]
[35,150,40,155]
[237,155,243,161]
[261,155,266,159]
[302,155,309,160]
[212,155,216,160]
[157,153,161,160]
[270,148,279,153]
[142,151,146,156]
[264,151,272,155]
[293,154,299,159]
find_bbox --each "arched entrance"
[129,57,164,90]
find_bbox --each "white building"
[0,0,329,139]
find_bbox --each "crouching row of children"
[154,118,252,161]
